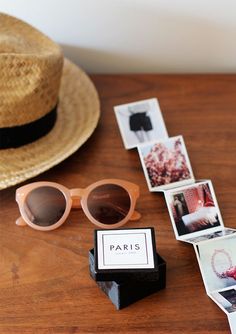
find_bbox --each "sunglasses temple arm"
[15,216,27,227]
[103,202,141,222]
[107,202,141,221]
[130,210,141,221]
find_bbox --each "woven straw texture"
[0,13,63,127]
[0,58,100,189]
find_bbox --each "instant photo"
[185,228,236,245]
[114,98,168,149]
[210,288,236,314]
[164,180,224,241]
[194,234,236,293]
[137,135,194,191]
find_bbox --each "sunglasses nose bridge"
[70,188,85,209]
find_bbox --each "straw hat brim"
[0,58,100,190]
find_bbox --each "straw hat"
[0,13,100,190]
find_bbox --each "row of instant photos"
[114,97,236,333]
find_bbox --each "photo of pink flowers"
[137,136,194,191]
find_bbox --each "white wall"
[1,0,236,73]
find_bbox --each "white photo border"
[228,312,236,333]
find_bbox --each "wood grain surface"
[0,74,236,334]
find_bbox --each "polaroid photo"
[114,98,168,149]
[210,288,236,315]
[194,234,236,294]
[137,135,194,192]
[164,180,224,241]
[228,312,236,334]
[185,228,236,245]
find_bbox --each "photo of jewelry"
[211,249,236,280]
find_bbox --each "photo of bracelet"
[211,249,236,280]
[195,234,236,292]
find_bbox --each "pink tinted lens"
[24,186,66,226]
[87,184,131,224]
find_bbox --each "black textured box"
[89,249,166,310]
[94,227,159,282]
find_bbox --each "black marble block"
[89,249,166,310]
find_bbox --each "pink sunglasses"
[16,179,141,231]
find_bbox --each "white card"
[96,229,155,270]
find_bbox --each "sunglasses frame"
[16,179,140,231]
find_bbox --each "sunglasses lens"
[24,186,66,226]
[87,184,131,225]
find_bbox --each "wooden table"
[1,74,236,334]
